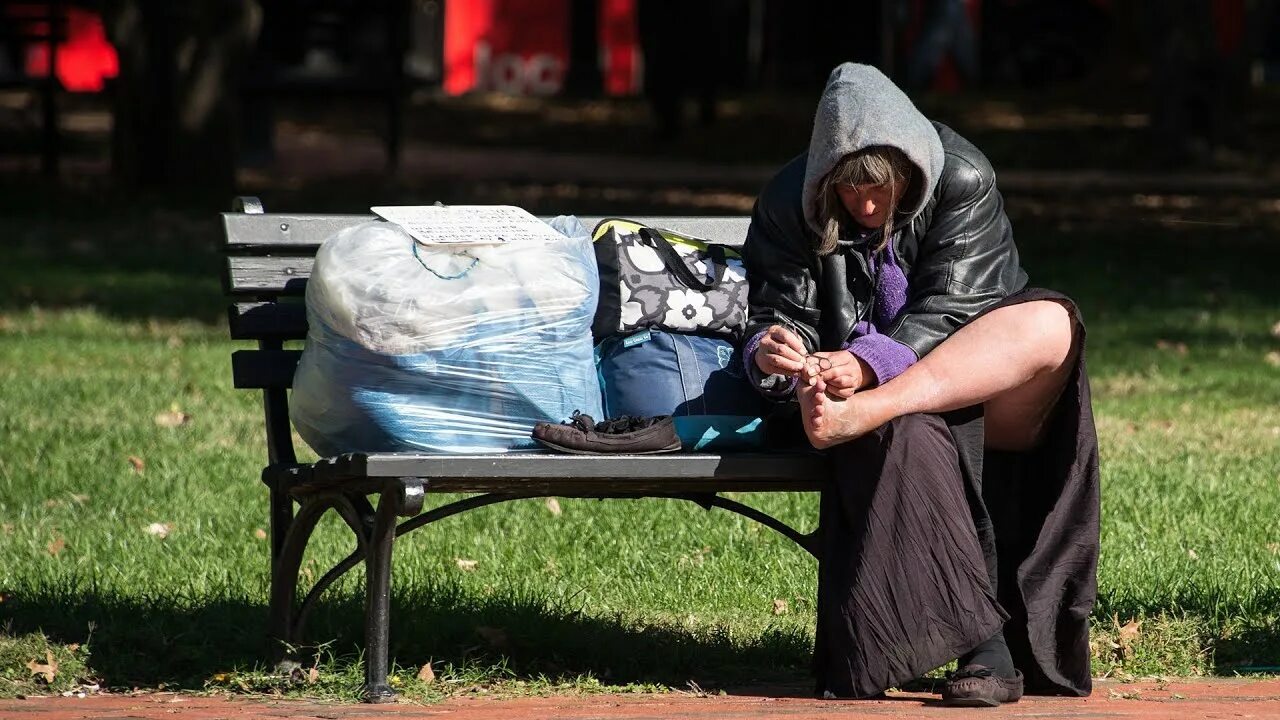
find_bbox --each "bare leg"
[800,300,1079,451]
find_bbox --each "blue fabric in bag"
[596,330,766,450]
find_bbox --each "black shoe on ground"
[941,665,1024,707]
[532,411,682,455]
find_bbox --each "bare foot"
[797,385,881,449]
[797,383,830,448]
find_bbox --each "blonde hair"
[816,146,914,256]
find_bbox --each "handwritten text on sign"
[371,205,564,246]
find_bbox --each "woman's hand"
[804,350,871,399]
[755,325,808,376]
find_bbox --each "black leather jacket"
[743,123,1028,363]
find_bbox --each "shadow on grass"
[9,576,1278,693]
[1214,617,1280,673]
[3,583,811,691]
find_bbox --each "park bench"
[221,196,831,703]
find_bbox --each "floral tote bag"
[590,218,748,341]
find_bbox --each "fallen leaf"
[145,523,172,539]
[127,456,145,474]
[1109,689,1142,700]
[1267,543,1280,555]
[416,662,436,684]
[544,497,562,516]
[46,538,66,556]
[154,409,192,428]
[455,558,477,572]
[69,494,89,505]
[475,626,508,649]
[211,673,229,683]
[1271,320,1280,340]
[43,499,62,509]
[1266,351,1280,368]
[66,644,79,653]
[1118,619,1142,646]
[254,528,268,540]
[27,650,57,684]
[772,598,789,615]
[1187,548,1199,560]
[679,545,713,567]
[306,667,319,684]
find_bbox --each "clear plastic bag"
[290,215,603,455]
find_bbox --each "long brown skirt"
[813,287,1100,698]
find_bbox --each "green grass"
[0,193,1278,701]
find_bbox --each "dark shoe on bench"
[941,665,1024,707]
[533,411,682,455]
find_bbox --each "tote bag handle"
[638,226,727,293]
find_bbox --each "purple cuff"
[844,333,918,386]
[744,330,798,398]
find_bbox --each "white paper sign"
[371,205,564,246]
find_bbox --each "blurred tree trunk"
[104,0,261,193]
[564,0,602,97]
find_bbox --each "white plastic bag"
[291,216,603,455]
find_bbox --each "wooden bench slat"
[225,256,314,295]
[306,452,826,490]
[362,451,824,481]
[223,216,751,296]
[605,217,750,248]
[229,302,309,340]
[232,349,302,389]
[348,450,819,479]
[221,214,751,253]
[223,213,374,251]
[305,476,824,496]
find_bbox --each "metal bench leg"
[363,479,425,703]
[812,485,834,696]
[268,495,329,662]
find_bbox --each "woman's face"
[837,182,896,229]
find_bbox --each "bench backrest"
[221,197,752,463]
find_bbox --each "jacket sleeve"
[740,192,822,398]
[886,151,1025,359]
[742,197,822,352]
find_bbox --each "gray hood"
[801,63,945,236]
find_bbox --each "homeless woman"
[741,63,1100,707]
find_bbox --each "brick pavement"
[3,679,1280,720]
